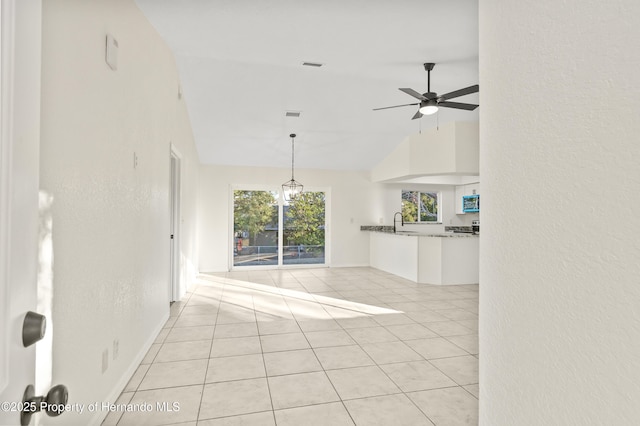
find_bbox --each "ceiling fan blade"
[399,88,428,101]
[373,102,419,111]
[438,85,479,101]
[411,110,423,120]
[437,101,479,111]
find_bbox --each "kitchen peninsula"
[362,226,479,285]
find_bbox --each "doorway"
[169,146,181,302]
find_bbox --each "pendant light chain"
[291,135,295,181]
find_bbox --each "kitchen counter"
[360,225,478,238]
[393,231,478,238]
[363,226,479,285]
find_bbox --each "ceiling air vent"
[285,111,301,118]
[302,62,324,67]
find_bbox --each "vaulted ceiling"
[135,0,479,171]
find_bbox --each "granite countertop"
[360,225,479,238]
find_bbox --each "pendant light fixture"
[282,133,303,201]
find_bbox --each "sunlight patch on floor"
[196,273,401,321]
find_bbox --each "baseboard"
[88,310,170,426]
[328,263,370,268]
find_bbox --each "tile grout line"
[115,288,194,425]
[194,281,222,424]
[250,292,278,425]
[292,307,359,425]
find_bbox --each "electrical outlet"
[133,152,138,169]
[102,349,109,373]
[113,339,119,360]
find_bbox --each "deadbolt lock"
[22,311,46,347]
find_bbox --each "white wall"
[371,122,479,183]
[39,1,199,424]
[198,164,467,272]
[480,1,640,424]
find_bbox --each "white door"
[169,147,181,302]
[0,1,50,425]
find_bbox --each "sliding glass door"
[283,191,325,265]
[233,190,279,267]
[232,188,327,269]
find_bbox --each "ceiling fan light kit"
[419,104,439,115]
[282,133,304,201]
[374,62,479,120]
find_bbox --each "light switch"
[106,34,118,71]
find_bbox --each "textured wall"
[39,1,199,424]
[479,0,640,424]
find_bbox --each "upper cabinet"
[371,121,479,183]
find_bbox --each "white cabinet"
[455,182,480,214]
[369,232,479,285]
[370,232,419,282]
[455,185,465,214]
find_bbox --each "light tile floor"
[103,267,478,426]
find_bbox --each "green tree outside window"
[402,190,439,223]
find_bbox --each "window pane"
[283,191,325,265]
[420,192,438,222]
[233,190,279,266]
[401,191,419,222]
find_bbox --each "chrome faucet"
[393,212,404,233]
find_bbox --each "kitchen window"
[401,190,440,223]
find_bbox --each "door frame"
[169,144,181,302]
[0,0,43,420]
[0,0,14,393]
[229,184,331,271]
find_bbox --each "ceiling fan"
[374,62,479,120]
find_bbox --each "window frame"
[229,184,331,270]
[401,190,442,224]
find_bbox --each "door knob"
[21,384,69,426]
